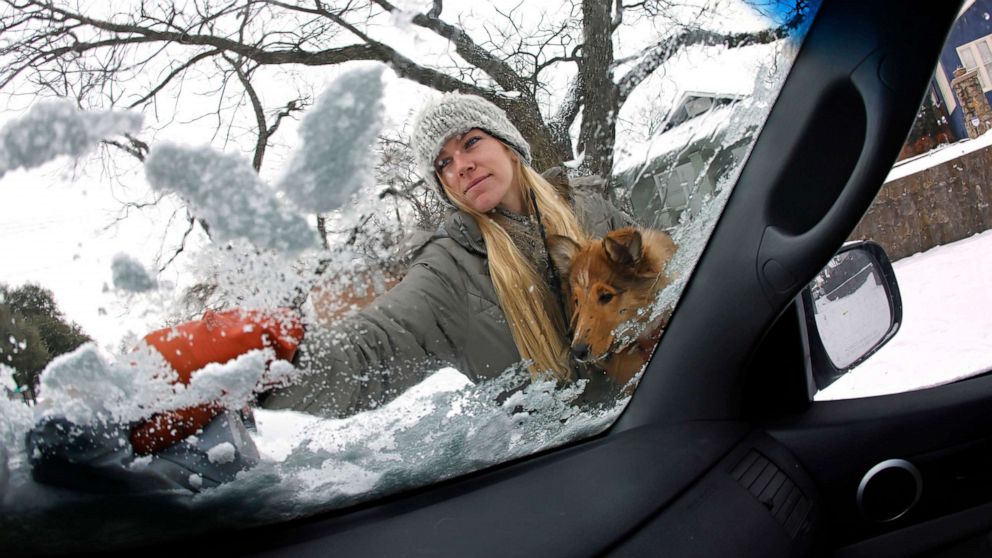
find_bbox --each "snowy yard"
[818,229,992,400]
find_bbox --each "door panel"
[769,374,992,552]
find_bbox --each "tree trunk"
[577,0,620,200]
[504,97,571,173]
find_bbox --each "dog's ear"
[547,234,581,277]
[604,228,643,268]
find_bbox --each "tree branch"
[127,48,221,108]
[159,211,198,272]
[266,98,306,139]
[617,24,798,104]
[428,0,442,18]
[102,133,149,162]
[24,1,382,66]
[548,73,582,152]
[225,54,267,171]
[369,0,529,94]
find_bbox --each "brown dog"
[548,227,677,388]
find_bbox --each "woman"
[261,92,634,417]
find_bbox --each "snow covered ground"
[817,229,992,400]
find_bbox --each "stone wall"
[849,143,992,261]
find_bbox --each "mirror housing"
[744,240,903,418]
[802,240,902,390]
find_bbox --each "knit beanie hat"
[410,92,532,199]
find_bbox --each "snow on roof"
[667,43,778,98]
[620,111,992,184]
[614,41,784,174]
[614,103,738,174]
[676,90,746,103]
[885,128,992,183]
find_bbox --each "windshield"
[0,0,819,551]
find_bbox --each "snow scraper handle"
[131,308,304,455]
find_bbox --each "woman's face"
[435,129,522,214]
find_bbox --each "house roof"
[614,103,739,175]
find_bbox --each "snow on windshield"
[1,358,625,551]
[625,42,800,336]
[0,66,629,552]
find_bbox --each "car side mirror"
[801,240,903,390]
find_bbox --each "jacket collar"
[438,210,488,256]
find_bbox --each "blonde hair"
[441,156,587,381]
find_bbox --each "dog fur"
[548,227,677,388]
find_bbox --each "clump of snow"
[144,143,317,254]
[0,396,32,445]
[252,406,322,462]
[206,442,237,465]
[32,341,285,427]
[111,253,156,293]
[0,391,33,494]
[278,65,385,214]
[175,240,316,317]
[0,100,142,180]
[128,455,153,470]
[262,359,298,390]
[387,8,417,31]
[563,152,585,169]
[0,364,16,391]
[35,342,176,425]
[170,349,273,410]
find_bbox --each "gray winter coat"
[261,188,634,417]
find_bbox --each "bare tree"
[0,0,809,205]
[375,132,447,231]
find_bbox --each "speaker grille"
[732,450,812,539]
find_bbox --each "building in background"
[929,0,992,141]
[614,91,751,228]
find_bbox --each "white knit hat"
[410,92,531,197]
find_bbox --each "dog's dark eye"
[598,292,614,304]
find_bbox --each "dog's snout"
[571,343,590,360]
